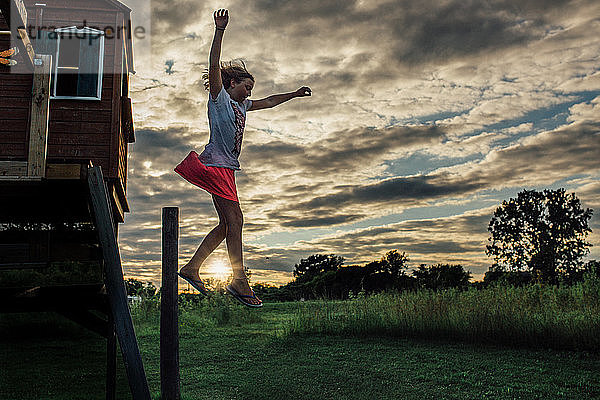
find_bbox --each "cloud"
[262,207,496,278]
[260,122,599,228]
[120,0,600,287]
[242,125,445,175]
[568,96,600,124]
[388,1,547,65]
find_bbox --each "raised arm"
[209,9,228,100]
[248,87,311,111]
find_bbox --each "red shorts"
[174,151,239,202]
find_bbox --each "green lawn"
[1,300,599,400]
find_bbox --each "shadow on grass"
[0,312,132,400]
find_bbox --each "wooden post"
[87,166,151,400]
[161,207,180,400]
[28,54,51,177]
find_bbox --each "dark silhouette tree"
[333,265,365,298]
[362,250,412,293]
[486,188,593,283]
[483,269,533,287]
[382,250,410,280]
[413,264,471,290]
[293,254,344,283]
[361,260,394,293]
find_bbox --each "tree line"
[252,251,476,302]
[127,188,596,302]
[253,188,597,301]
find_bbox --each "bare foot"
[230,277,262,306]
[179,263,201,280]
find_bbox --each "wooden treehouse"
[0,0,150,399]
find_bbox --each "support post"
[87,166,151,400]
[161,207,180,400]
[28,54,51,177]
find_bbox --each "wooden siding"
[0,72,32,160]
[1,12,33,154]
[2,0,131,216]
[46,67,114,167]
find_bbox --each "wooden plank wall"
[40,5,116,175]
[1,9,32,160]
[0,72,32,160]
[25,1,121,178]
[2,0,131,205]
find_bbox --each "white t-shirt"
[199,86,252,170]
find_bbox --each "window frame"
[51,26,105,101]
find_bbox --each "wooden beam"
[46,164,82,179]
[0,160,27,176]
[113,177,130,212]
[0,175,42,181]
[160,207,180,400]
[28,54,51,177]
[0,162,87,179]
[87,166,151,400]
[110,182,125,223]
[0,0,35,68]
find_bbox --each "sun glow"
[207,259,230,281]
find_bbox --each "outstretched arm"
[248,87,311,111]
[209,9,228,100]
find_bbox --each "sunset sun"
[207,259,230,281]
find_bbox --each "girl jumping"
[175,9,311,307]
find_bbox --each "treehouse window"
[38,27,105,100]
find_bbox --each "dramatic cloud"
[119,0,600,286]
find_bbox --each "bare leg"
[212,195,244,276]
[179,197,226,280]
[212,194,261,306]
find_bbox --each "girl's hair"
[202,60,254,91]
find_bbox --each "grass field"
[286,282,600,351]
[2,288,600,400]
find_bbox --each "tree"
[412,264,472,290]
[125,278,157,298]
[293,254,344,282]
[381,250,410,280]
[486,188,593,283]
[361,260,395,293]
[361,251,412,293]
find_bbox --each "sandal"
[226,277,263,308]
[177,272,208,295]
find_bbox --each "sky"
[118,0,600,287]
